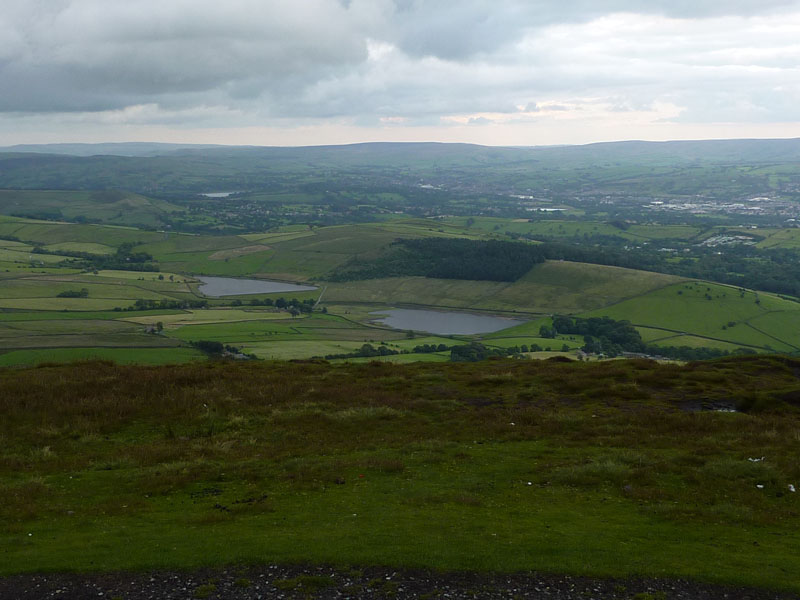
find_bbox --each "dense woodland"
[329,238,547,282]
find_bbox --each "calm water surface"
[371,308,526,335]
[197,276,317,297]
[200,191,241,198]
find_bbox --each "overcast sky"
[2,0,800,146]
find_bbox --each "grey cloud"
[1,0,800,133]
[387,0,800,60]
[0,0,372,112]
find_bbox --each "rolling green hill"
[584,281,800,353]
[323,261,683,314]
[0,189,184,227]
[2,139,799,195]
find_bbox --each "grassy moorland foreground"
[2,356,800,593]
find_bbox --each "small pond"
[371,308,526,335]
[200,191,240,198]
[197,276,317,297]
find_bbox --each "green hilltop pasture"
[0,278,166,300]
[0,313,184,350]
[225,221,490,282]
[440,217,707,243]
[0,270,202,305]
[644,334,758,352]
[168,313,405,346]
[323,261,683,315]
[240,230,316,244]
[42,241,115,255]
[121,308,294,328]
[0,298,127,311]
[0,189,185,227]
[0,319,139,336]
[0,215,165,246]
[584,281,800,353]
[0,247,64,264]
[0,333,180,350]
[157,248,277,277]
[1,358,800,592]
[0,239,29,249]
[755,227,800,249]
[91,269,192,282]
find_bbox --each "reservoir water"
[200,191,240,198]
[371,308,526,335]
[197,276,317,297]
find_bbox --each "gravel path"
[1,564,797,600]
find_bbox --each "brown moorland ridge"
[1,356,799,596]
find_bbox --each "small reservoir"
[200,191,240,198]
[371,308,526,335]
[197,276,317,297]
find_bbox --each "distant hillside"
[4,138,800,163]
[0,142,227,157]
[0,189,184,227]
[1,138,799,194]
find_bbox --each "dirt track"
[1,564,797,600]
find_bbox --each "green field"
[440,217,707,243]
[0,189,185,227]
[584,282,800,353]
[646,335,755,352]
[121,308,293,327]
[323,261,683,315]
[0,214,799,365]
[43,242,115,255]
[755,228,800,249]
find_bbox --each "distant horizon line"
[3,136,800,152]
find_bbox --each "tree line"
[36,241,159,272]
[329,238,547,282]
[545,315,756,360]
[328,234,800,297]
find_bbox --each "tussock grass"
[1,356,800,591]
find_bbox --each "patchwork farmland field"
[0,214,798,366]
